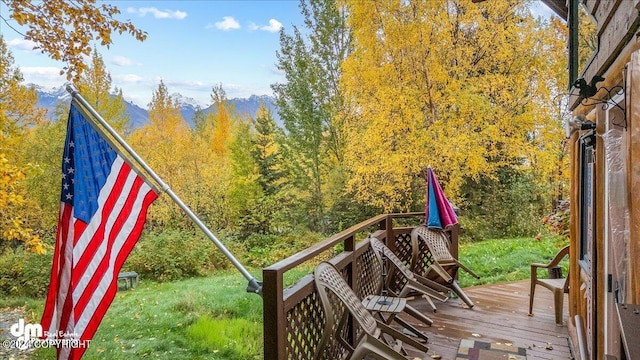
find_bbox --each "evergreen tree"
[251,101,283,196]
[192,108,208,138]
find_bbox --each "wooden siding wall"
[578,0,640,96]
[569,0,640,359]
[568,1,640,358]
[627,50,640,304]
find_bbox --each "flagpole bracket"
[247,278,263,297]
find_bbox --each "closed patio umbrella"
[424,167,458,230]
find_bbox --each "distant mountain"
[230,95,279,120]
[33,86,70,115]
[33,86,281,129]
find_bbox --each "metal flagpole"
[66,84,263,296]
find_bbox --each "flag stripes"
[41,103,158,360]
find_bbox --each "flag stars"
[65,193,73,200]
[68,167,75,174]
[64,157,70,164]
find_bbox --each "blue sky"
[3,1,304,107]
[2,1,555,108]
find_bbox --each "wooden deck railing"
[262,212,459,360]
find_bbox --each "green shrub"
[238,229,324,267]
[124,230,227,281]
[0,247,53,298]
[459,167,548,241]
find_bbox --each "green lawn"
[1,234,567,359]
[457,235,569,287]
[24,272,265,360]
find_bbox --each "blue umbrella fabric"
[424,167,458,230]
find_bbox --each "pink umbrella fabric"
[424,167,458,230]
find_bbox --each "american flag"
[41,102,158,360]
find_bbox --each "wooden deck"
[402,279,573,359]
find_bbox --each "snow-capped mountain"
[172,93,205,128]
[32,86,280,129]
[34,85,71,112]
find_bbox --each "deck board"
[401,279,573,359]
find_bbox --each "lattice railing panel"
[286,291,325,360]
[394,232,413,264]
[390,232,414,293]
[266,214,438,360]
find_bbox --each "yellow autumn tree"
[340,0,566,211]
[0,154,45,254]
[128,81,189,228]
[0,36,46,154]
[211,84,233,157]
[0,36,47,253]
[526,16,572,208]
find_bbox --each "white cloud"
[127,7,187,19]
[214,16,241,31]
[248,22,260,31]
[18,66,65,89]
[7,38,39,52]
[248,19,283,33]
[114,73,144,84]
[164,79,209,91]
[260,19,283,33]
[111,56,138,67]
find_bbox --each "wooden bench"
[117,271,139,291]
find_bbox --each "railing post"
[263,268,284,360]
[344,234,357,347]
[385,214,394,250]
[449,223,460,260]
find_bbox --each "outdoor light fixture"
[564,114,595,138]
